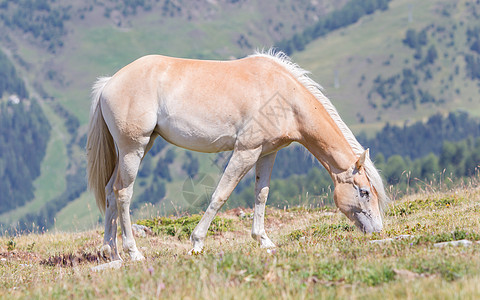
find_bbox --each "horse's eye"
[359,188,370,198]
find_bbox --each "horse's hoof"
[100,244,112,261]
[260,238,276,249]
[130,251,145,261]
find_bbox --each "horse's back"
[100,54,301,152]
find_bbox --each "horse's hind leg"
[252,152,276,248]
[101,164,121,261]
[114,143,148,261]
[190,147,262,254]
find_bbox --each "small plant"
[7,240,16,251]
[26,242,36,252]
[288,229,306,241]
[313,223,355,236]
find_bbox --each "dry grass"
[1,184,480,299]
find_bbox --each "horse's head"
[333,149,383,233]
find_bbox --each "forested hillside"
[0,99,50,214]
[0,44,52,218]
[277,0,391,54]
[0,50,27,99]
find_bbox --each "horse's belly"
[155,118,237,153]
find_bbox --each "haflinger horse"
[87,49,389,261]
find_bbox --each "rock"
[369,238,394,244]
[320,212,336,217]
[132,224,152,238]
[91,260,122,272]
[434,239,473,248]
[370,235,414,244]
[238,209,246,219]
[395,234,414,240]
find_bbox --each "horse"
[86,49,389,261]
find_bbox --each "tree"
[138,154,152,178]
[154,157,172,181]
[470,39,480,54]
[383,155,407,185]
[425,45,438,64]
[182,152,199,178]
[403,29,418,49]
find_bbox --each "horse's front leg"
[114,150,145,261]
[190,147,262,254]
[252,152,276,248]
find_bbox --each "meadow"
[1,177,479,299]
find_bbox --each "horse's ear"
[356,149,369,170]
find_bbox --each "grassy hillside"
[293,0,480,135]
[1,181,480,298]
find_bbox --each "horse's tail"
[86,77,116,214]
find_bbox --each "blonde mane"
[250,49,390,212]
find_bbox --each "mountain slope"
[293,0,480,134]
[1,0,479,231]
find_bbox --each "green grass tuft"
[388,195,463,217]
[136,215,234,239]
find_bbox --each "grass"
[1,180,480,299]
[136,215,234,239]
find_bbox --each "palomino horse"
[87,50,388,261]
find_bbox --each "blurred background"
[0,0,479,233]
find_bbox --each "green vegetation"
[388,194,462,217]
[465,23,480,80]
[288,222,356,241]
[0,50,27,98]
[136,215,233,239]
[0,99,50,215]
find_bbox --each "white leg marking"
[252,153,277,249]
